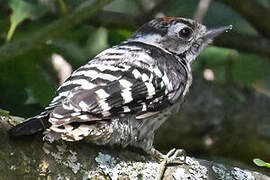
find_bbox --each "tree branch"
[219,0,270,38]
[215,31,270,57]
[1,114,269,179]
[0,0,113,62]
[193,0,212,22]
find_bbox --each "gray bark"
[0,115,269,179]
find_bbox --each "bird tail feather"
[9,116,51,137]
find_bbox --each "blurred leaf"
[104,0,139,15]
[253,158,270,168]
[0,48,56,116]
[204,1,258,35]
[259,0,270,8]
[196,46,237,83]
[45,26,111,69]
[47,39,87,67]
[232,54,270,86]
[199,46,237,65]
[108,28,133,46]
[86,27,108,57]
[166,0,197,18]
[7,0,52,41]
[7,0,36,41]
[27,67,56,107]
[0,109,9,116]
[197,46,270,86]
[58,0,68,15]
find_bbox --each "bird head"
[130,17,232,65]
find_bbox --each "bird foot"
[150,148,186,180]
[164,148,186,164]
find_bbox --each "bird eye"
[178,27,193,40]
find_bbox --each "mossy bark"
[1,112,269,179]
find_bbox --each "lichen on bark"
[0,114,269,179]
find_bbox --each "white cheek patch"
[134,34,162,44]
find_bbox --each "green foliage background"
[0,0,270,173]
[1,0,269,116]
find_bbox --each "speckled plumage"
[9,17,231,163]
[43,41,189,154]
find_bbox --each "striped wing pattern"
[44,44,174,141]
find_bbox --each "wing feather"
[46,43,188,128]
[49,68,168,127]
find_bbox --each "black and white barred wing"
[47,65,171,138]
[44,42,188,141]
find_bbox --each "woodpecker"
[10,17,231,178]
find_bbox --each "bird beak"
[203,25,232,40]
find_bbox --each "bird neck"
[124,36,191,69]
[127,34,164,51]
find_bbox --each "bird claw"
[156,148,186,180]
[165,148,186,164]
